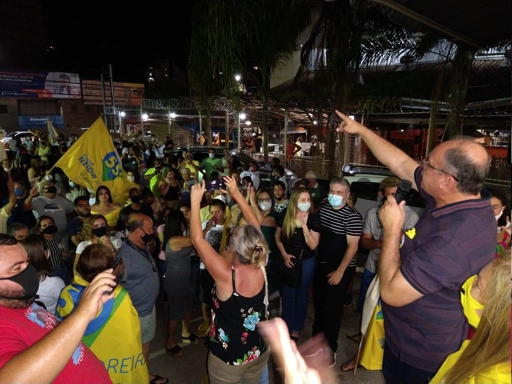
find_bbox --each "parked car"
[1,131,36,145]
[173,146,298,190]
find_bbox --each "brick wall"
[149,122,195,147]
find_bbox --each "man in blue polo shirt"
[116,213,168,384]
[336,111,495,383]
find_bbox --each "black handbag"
[268,250,303,288]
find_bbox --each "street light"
[141,113,148,136]
[118,111,125,137]
[169,112,176,135]
[237,112,246,151]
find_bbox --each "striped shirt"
[45,233,66,268]
[318,201,363,268]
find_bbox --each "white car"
[1,131,36,145]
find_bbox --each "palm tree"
[188,0,313,151]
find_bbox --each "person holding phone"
[56,243,148,383]
[190,177,270,384]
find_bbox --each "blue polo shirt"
[382,167,495,372]
[116,239,160,317]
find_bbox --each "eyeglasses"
[421,158,459,182]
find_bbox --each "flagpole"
[109,64,116,138]
[101,74,108,127]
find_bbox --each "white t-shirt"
[74,238,123,276]
[37,276,65,315]
[76,238,123,255]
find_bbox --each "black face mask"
[42,225,58,235]
[0,263,39,301]
[92,227,107,238]
[140,229,155,243]
[44,186,57,194]
[131,195,142,203]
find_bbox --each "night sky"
[43,1,198,83]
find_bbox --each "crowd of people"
[0,122,510,384]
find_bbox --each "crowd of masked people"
[0,124,511,384]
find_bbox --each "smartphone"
[112,258,125,284]
[206,180,226,191]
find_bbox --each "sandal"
[181,333,199,344]
[149,374,169,384]
[165,345,183,357]
[341,357,358,372]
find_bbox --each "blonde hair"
[280,187,309,242]
[81,214,107,241]
[229,224,269,267]
[441,253,511,383]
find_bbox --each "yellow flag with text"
[55,117,137,204]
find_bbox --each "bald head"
[439,137,490,195]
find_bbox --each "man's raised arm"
[336,111,419,189]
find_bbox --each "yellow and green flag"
[55,117,137,204]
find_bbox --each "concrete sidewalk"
[147,272,385,384]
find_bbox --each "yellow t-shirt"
[430,340,511,384]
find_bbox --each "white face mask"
[209,153,215,159]
[3,166,12,172]
[495,211,503,221]
[68,181,75,188]
[297,202,311,212]
[127,176,135,182]
[258,201,272,211]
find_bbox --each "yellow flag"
[47,119,59,145]
[55,117,137,204]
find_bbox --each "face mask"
[92,227,107,238]
[297,202,311,212]
[131,195,142,203]
[495,211,503,221]
[0,264,39,301]
[127,176,135,182]
[258,201,272,211]
[140,230,155,243]
[3,166,12,172]
[42,225,58,235]
[328,194,343,207]
[68,181,75,188]
[209,153,215,159]
[14,188,24,197]
[460,275,484,328]
[242,186,248,191]
[44,186,57,194]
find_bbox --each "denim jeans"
[382,343,435,384]
[258,363,269,384]
[51,264,69,285]
[281,256,317,334]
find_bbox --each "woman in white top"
[21,234,65,314]
[74,214,123,276]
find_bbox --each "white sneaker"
[329,352,337,368]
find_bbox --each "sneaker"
[329,352,337,368]
[343,293,353,307]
